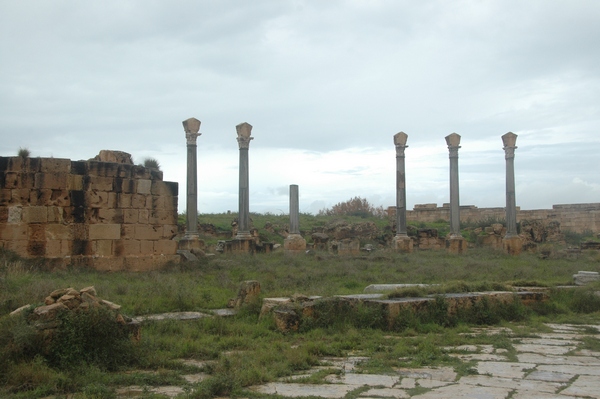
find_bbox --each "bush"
[318,197,386,218]
[47,307,138,371]
[142,157,161,170]
[17,147,30,158]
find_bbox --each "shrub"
[47,307,138,371]
[318,197,386,218]
[17,147,30,158]
[142,157,161,170]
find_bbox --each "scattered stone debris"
[227,280,261,309]
[573,271,600,286]
[10,286,140,342]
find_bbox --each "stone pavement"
[115,323,600,398]
[248,323,600,398]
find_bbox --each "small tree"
[17,147,30,158]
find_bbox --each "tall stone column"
[445,133,467,253]
[182,118,201,239]
[235,122,253,241]
[284,184,306,255]
[502,132,522,255]
[178,117,204,255]
[392,132,413,253]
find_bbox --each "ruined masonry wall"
[394,203,600,234]
[0,156,179,270]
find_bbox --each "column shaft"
[289,184,300,235]
[237,147,250,238]
[449,152,460,236]
[186,143,198,237]
[396,150,407,236]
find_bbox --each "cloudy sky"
[1,1,599,214]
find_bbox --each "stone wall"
[389,203,600,234]
[0,155,179,270]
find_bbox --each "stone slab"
[525,370,573,383]
[360,387,409,398]
[476,361,536,379]
[414,383,510,399]
[537,364,600,376]
[250,382,356,398]
[560,375,600,397]
[460,375,564,393]
[325,373,399,387]
[513,344,575,356]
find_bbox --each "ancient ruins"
[1,120,599,269]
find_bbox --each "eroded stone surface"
[250,382,356,398]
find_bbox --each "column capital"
[236,122,254,149]
[502,132,518,160]
[182,118,202,145]
[394,132,408,157]
[446,132,461,158]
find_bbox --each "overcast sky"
[1,1,599,215]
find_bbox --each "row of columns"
[394,131,521,255]
[181,117,521,256]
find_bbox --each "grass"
[1,241,600,397]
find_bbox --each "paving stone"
[360,387,409,398]
[517,338,578,346]
[417,379,454,389]
[321,356,368,372]
[460,375,565,393]
[573,349,600,357]
[517,353,600,366]
[476,361,536,379]
[512,390,576,398]
[560,375,600,397]
[325,373,399,387]
[534,333,586,340]
[116,386,184,398]
[525,370,573,383]
[182,373,209,383]
[249,382,356,398]
[545,323,583,332]
[398,378,416,389]
[513,344,575,355]
[396,367,457,382]
[537,364,600,376]
[411,383,510,399]
[443,345,479,352]
[448,353,508,362]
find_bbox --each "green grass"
[1,243,600,398]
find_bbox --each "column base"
[446,236,468,254]
[284,234,307,256]
[229,238,254,253]
[235,231,253,240]
[503,235,523,256]
[178,237,205,251]
[392,235,413,253]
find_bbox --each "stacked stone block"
[0,156,179,270]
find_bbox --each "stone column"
[178,117,205,254]
[183,118,201,239]
[284,184,307,255]
[392,132,413,253]
[445,133,467,254]
[502,132,522,255]
[235,122,253,241]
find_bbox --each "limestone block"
[4,239,28,255]
[89,224,121,240]
[151,181,178,196]
[45,224,72,240]
[132,165,151,179]
[446,237,468,254]
[22,206,48,223]
[0,157,23,172]
[140,240,153,254]
[163,224,178,239]
[124,256,161,271]
[136,179,152,195]
[34,172,68,190]
[107,192,118,208]
[8,189,28,205]
[93,256,125,271]
[0,224,27,240]
[149,210,177,225]
[233,280,261,308]
[114,239,141,256]
[115,164,134,178]
[3,172,19,189]
[27,241,46,256]
[45,240,72,257]
[153,240,177,255]
[47,206,65,223]
[85,190,109,209]
[134,224,163,240]
[131,194,149,209]
[87,161,119,178]
[70,160,87,175]
[86,176,114,192]
[72,223,88,241]
[31,302,68,322]
[67,175,83,191]
[0,207,7,222]
[503,236,523,256]
[152,195,177,210]
[97,208,124,224]
[393,236,413,253]
[123,209,138,224]
[23,157,41,173]
[118,193,133,208]
[119,179,136,194]
[120,224,135,239]
[284,234,307,255]
[49,189,70,207]
[138,209,149,224]
[573,271,600,286]
[40,158,71,173]
[29,189,52,206]
[93,240,113,256]
[8,206,22,223]
[28,224,46,241]
[0,189,13,206]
